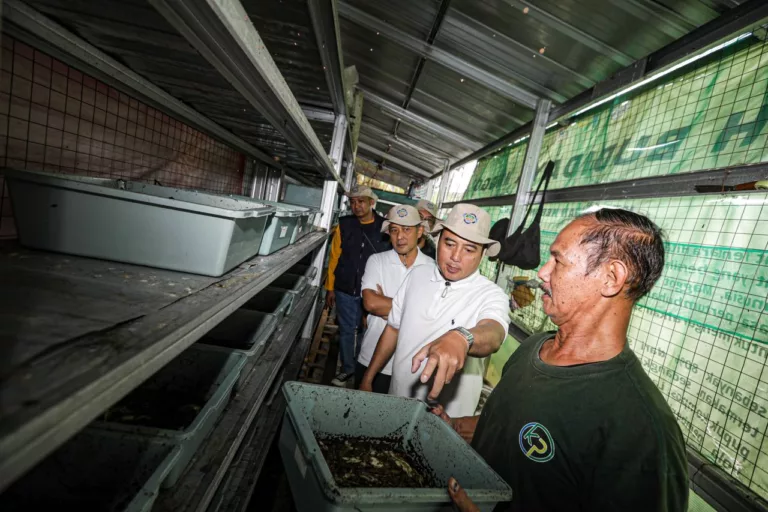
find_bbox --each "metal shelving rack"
[0,0,352,505]
[0,232,328,491]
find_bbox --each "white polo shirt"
[358,248,434,374]
[388,263,510,417]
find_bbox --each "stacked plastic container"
[3,169,276,277]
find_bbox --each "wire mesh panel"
[492,196,768,500]
[465,35,768,199]
[0,35,247,238]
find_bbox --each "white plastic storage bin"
[257,200,305,255]
[3,169,275,276]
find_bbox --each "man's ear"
[602,259,630,298]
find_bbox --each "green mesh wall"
[465,38,768,199]
[464,146,526,200]
[494,196,768,500]
[458,37,768,499]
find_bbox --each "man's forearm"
[467,319,506,357]
[364,325,398,380]
[362,290,393,317]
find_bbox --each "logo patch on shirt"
[396,207,408,217]
[463,213,478,224]
[519,422,555,463]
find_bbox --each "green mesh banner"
[489,196,768,500]
[465,39,768,199]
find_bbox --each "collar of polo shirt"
[387,247,429,266]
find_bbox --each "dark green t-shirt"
[472,332,689,512]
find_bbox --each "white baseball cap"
[431,203,500,257]
[346,185,378,202]
[381,204,423,233]
[415,199,439,218]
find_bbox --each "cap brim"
[382,219,426,233]
[432,222,501,257]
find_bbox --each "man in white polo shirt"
[362,204,510,417]
[357,205,433,393]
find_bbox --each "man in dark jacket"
[325,185,390,387]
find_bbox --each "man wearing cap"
[362,204,510,416]
[416,199,438,259]
[326,185,391,387]
[356,205,434,393]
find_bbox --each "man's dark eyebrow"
[444,234,478,249]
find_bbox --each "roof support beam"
[149,0,342,183]
[622,0,695,37]
[356,156,417,188]
[307,0,346,117]
[301,105,335,123]
[498,0,634,66]
[393,0,452,138]
[360,87,483,151]
[445,10,594,89]
[308,0,355,162]
[338,2,544,108]
[2,0,282,170]
[360,124,451,165]
[358,142,432,178]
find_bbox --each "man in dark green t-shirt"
[433,208,688,512]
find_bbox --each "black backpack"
[490,161,554,269]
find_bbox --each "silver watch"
[451,326,475,351]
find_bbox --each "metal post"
[507,99,552,236]
[302,114,347,338]
[265,168,282,202]
[341,160,354,211]
[435,159,451,213]
[494,99,551,287]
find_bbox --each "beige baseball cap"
[431,203,501,257]
[415,199,439,218]
[381,204,423,233]
[346,185,378,202]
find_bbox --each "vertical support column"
[303,113,347,338]
[496,98,551,288]
[265,168,282,201]
[341,159,354,211]
[435,160,450,213]
[507,99,551,236]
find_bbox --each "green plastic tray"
[241,287,293,318]
[270,273,309,314]
[289,263,318,280]
[0,428,180,512]
[200,309,279,357]
[92,345,246,488]
[279,382,513,512]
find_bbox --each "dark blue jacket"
[333,213,390,296]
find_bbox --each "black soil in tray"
[318,436,438,488]
[102,389,205,430]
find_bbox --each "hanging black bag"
[492,160,554,269]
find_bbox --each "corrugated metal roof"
[14,0,338,182]
[6,0,752,186]
[343,0,746,179]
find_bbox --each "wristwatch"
[451,326,475,352]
